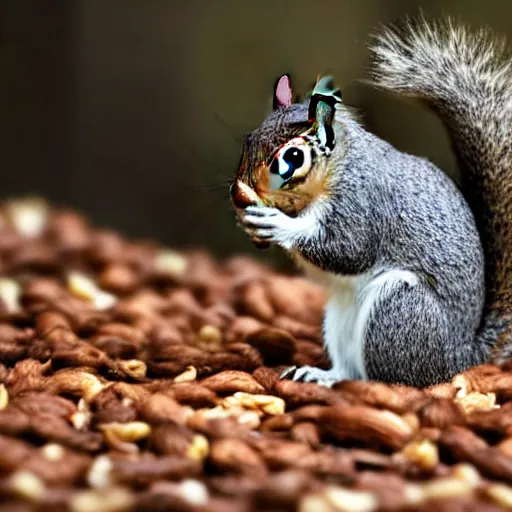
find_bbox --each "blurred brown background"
[1,0,511,260]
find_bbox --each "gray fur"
[234,18,512,386]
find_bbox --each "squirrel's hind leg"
[364,278,456,387]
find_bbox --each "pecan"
[239,281,275,322]
[0,434,33,471]
[252,367,280,392]
[113,455,202,485]
[99,263,139,294]
[254,470,312,509]
[319,405,414,450]
[30,413,103,452]
[225,315,263,344]
[291,422,320,448]
[417,398,466,428]
[0,407,30,436]
[139,393,194,426]
[275,380,348,408]
[167,382,218,408]
[22,449,90,486]
[201,371,265,395]
[245,328,297,366]
[335,381,427,414]
[273,315,321,341]
[43,369,108,402]
[210,438,267,477]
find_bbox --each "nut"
[6,197,48,237]
[41,443,65,461]
[422,477,473,500]
[0,278,21,313]
[186,434,210,461]
[71,487,134,512]
[485,483,512,508]
[198,324,222,345]
[325,486,379,512]
[8,470,46,501]
[222,392,285,415]
[201,370,265,395]
[320,406,413,450]
[452,463,481,487]
[99,421,151,443]
[456,391,499,414]
[174,365,198,383]
[68,272,117,310]
[154,249,188,276]
[0,384,8,410]
[117,359,147,379]
[176,479,209,506]
[400,439,439,471]
[70,398,92,430]
[87,455,114,490]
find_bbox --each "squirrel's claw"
[280,365,341,388]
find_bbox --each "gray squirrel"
[230,18,512,388]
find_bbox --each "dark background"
[2,0,511,260]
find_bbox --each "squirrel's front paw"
[280,365,342,388]
[242,206,297,249]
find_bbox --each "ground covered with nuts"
[1,199,512,511]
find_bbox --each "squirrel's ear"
[308,75,342,150]
[273,74,293,109]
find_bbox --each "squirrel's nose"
[230,180,259,209]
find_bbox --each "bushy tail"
[368,17,512,362]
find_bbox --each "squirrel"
[230,18,512,388]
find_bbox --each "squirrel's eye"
[269,144,311,189]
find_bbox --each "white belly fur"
[292,253,418,380]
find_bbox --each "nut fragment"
[71,487,134,512]
[186,434,210,461]
[6,197,48,237]
[325,486,378,512]
[0,384,8,410]
[117,359,147,379]
[99,421,151,443]
[87,455,114,490]
[68,272,117,310]
[198,324,222,344]
[0,278,21,313]
[8,470,46,501]
[422,477,473,500]
[70,398,92,430]
[485,483,512,508]
[174,365,198,383]
[176,479,209,506]
[400,439,439,471]
[41,443,65,461]
[300,487,378,512]
[452,463,481,487]
[154,249,188,276]
[222,392,285,416]
[456,391,499,414]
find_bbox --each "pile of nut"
[1,198,512,511]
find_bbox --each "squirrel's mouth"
[230,181,262,210]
